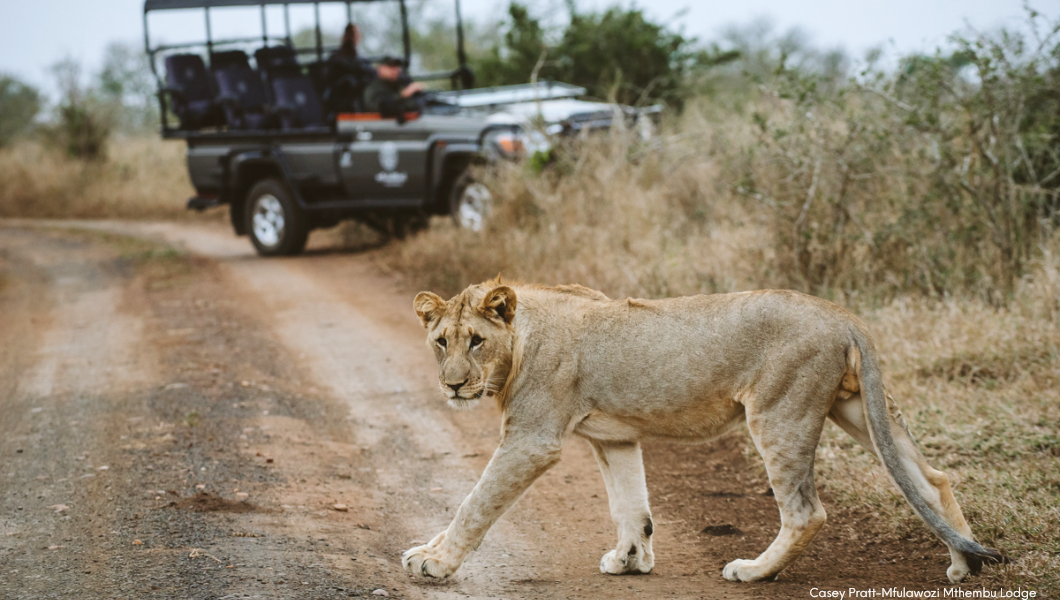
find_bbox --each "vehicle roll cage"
[143,0,472,131]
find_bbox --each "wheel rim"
[252,194,285,248]
[457,183,492,231]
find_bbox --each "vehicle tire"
[245,179,309,257]
[449,170,492,232]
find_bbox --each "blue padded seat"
[213,65,276,130]
[271,73,326,129]
[163,54,222,130]
[255,46,299,73]
[210,50,251,72]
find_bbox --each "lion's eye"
[436,337,447,348]
[470,335,484,348]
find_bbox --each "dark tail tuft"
[961,545,1009,575]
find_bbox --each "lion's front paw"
[402,537,460,581]
[722,558,771,582]
[600,545,654,575]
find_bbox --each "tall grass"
[0,137,197,220]
[389,121,774,299]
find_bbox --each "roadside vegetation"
[0,43,205,219]
[0,1,1056,592]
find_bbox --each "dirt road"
[0,222,963,599]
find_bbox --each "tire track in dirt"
[0,228,160,598]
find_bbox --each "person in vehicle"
[324,23,374,112]
[363,56,425,117]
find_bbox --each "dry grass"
[382,110,1060,593]
[0,137,207,220]
[388,119,776,300]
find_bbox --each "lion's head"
[413,283,517,409]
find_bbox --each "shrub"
[48,58,113,161]
[474,3,695,107]
[742,12,1060,302]
[0,74,42,147]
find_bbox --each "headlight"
[495,133,524,156]
[486,129,525,159]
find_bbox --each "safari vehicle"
[145,0,653,255]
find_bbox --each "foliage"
[474,4,549,89]
[98,42,159,132]
[473,2,695,107]
[0,74,42,147]
[735,10,1060,303]
[556,6,692,106]
[48,59,113,161]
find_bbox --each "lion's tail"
[852,333,1004,569]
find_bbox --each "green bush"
[48,59,112,161]
[0,74,42,147]
[734,11,1060,302]
[474,3,694,107]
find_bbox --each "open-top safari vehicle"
[144,0,656,255]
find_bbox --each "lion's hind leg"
[829,395,986,583]
[589,440,655,575]
[723,387,831,582]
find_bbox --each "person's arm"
[400,82,425,98]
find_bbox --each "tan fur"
[403,282,996,584]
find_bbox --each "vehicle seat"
[271,73,326,129]
[255,46,303,105]
[210,50,251,72]
[213,65,276,130]
[255,46,299,73]
[163,54,221,130]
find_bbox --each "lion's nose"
[447,380,467,393]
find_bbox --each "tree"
[554,6,692,106]
[474,3,548,88]
[0,74,42,147]
[472,2,693,107]
[51,58,111,160]
[98,42,158,131]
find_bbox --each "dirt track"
[0,221,972,599]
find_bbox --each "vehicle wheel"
[245,179,308,257]
[449,170,492,231]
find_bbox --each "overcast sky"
[0,0,1047,97]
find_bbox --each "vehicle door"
[337,118,431,202]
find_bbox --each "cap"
[379,56,404,67]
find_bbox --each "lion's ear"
[480,286,517,325]
[413,292,446,328]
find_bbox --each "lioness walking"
[403,280,1004,584]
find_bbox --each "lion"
[402,279,1005,584]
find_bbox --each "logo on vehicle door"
[375,141,408,187]
[378,142,399,171]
